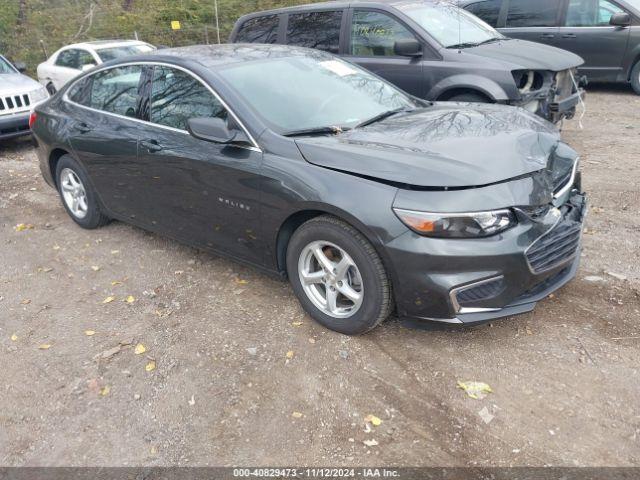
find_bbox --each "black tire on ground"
[630,61,640,95]
[46,82,57,95]
[286,215,393,335]
[447,92,491,103]
[55,154,110,229]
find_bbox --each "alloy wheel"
[298,240,364,319]
[60,168,88,219]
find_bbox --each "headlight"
[29,87,49,103]
[393,208,517,238]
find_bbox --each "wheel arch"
[274,205,398,290]
[428,74,509,102]
[48,148,71,187]
[436,88,494,102]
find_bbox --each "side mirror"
[13,61,27,73]
[394,39,422,57]
[610,12,631,27]
[188,117,237,144]
[81,63,96,72]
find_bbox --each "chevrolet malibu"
[31,45,587,335]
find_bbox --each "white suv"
[0,54,49,141]
[37,40,155,94]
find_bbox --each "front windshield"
[398,2,504,48]
[96,44,154,62]
[217,55,416,133]
[0,56,16,74]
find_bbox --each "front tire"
[55,155,110,229]
[286,215,392,335]
[630,61,640,95]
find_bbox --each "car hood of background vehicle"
[295,103,562,188]
[462,38,584,71]
[0,73,42,96]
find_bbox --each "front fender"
[427,74,511,102]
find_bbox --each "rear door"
[345,8,425,97]
[284,9,344,55]
[499,0,564,48]
[134,65,264,263]
[65,65,143,219]
[556,0,631,79]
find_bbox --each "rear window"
[286,10,343,53]
[235,15,280,44]
[506,0,560,27]
[465,0,503,27]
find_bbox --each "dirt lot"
[1,86,639,467]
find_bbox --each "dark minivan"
[230,0,585,123]
[461,0,640,93]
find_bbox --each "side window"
[465,0,504,27]
[89,65,142,117]
[77,50,96,68]
[506,0,560,27]
[150,66,227,131]
[286,11,343,53]
[566,0,624,26]
[236,15,279,44]
[67,77,93,105]
[350,10,416,57]
[55,50,79,69]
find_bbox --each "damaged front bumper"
[387,190,587,326]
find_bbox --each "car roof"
[61,40,150,51]
[141,43,335,69]
[235,0,447,17]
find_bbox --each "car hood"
[295,103,563,188]
[0,73,42,96]
[459,38,584,71]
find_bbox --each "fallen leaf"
[308,338,316,344]
[111,281,123,286]
[91,266,101,272]
[102,296,115,304]
[38,344,52,350]
[21,299,31,305]
[84,330,96,336]
[42,267,53,273]
[292,411,303,418]
[363,439,379,447]
[478,406,495,424]
[100,385,110,396]
[292,321,303,327]
[457,381,493,400]
[145,361,156,372]
[188,395,195,406]
[134,343,146,355]
[286,350,294,359]
[364,414,383,427]
[110,250,120,255]
[53,245,61,250]
[14,223,34,232]
[95,345,121,360]
[125,295,135,304]
[235,278,248,285]
[11,334,18,341]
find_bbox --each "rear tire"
[630,61,640,95]
[55,155,110,229]
[447,92,491,103]
[286,215,392,335]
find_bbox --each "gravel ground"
[0,86,639,467]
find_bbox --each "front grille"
[456,277,506,307]
[0,94,31,114]
[526,222,582,273]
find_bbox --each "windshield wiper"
[448,37,503,49]
[354,107,413,129]
[282,125,349,137]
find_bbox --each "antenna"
[457,0,462,53]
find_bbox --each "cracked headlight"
[29,87,49,103]
[394,208,517,238]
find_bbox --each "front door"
[556,0,631,80]
[134,65,264,264]
[346,9,425,98]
